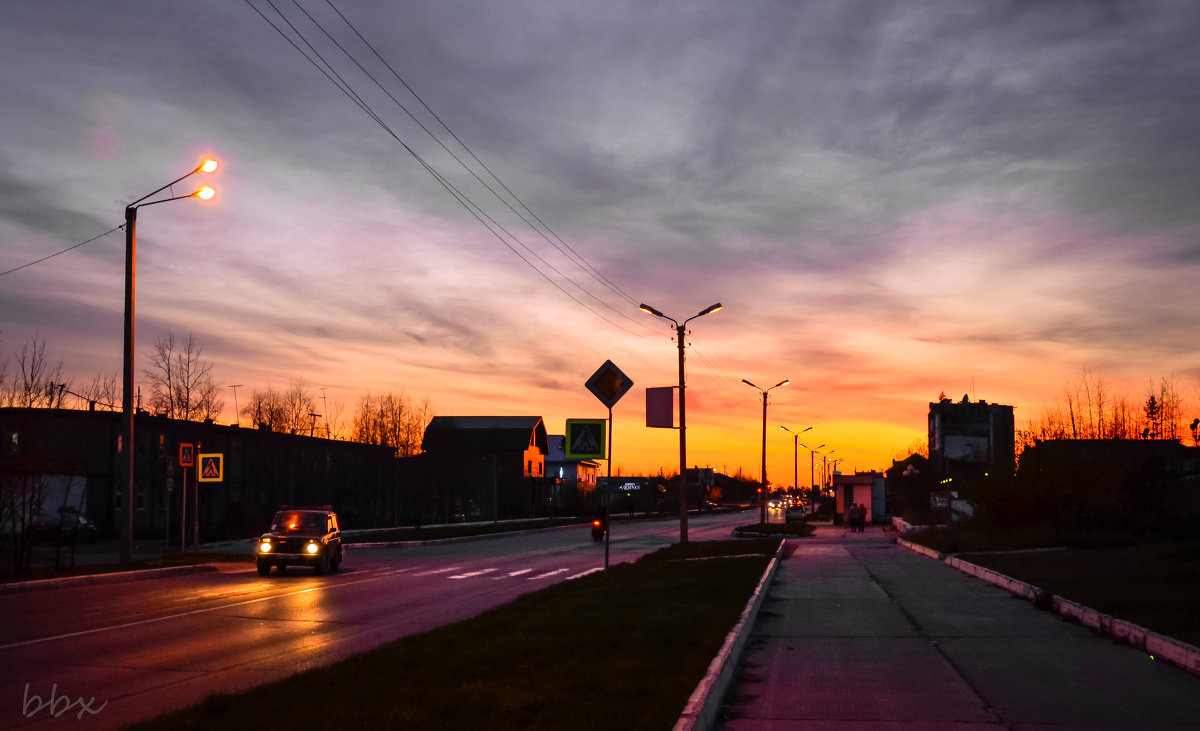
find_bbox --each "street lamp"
[802,443,825,503]
[121,158,218,563]
[639,302,722,543]
[822,450,837,495]
[780,425,811,511]
[230,384,243,427]
[742,378,789,525]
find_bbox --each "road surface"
[2,511,748,729]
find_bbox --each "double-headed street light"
[121,158,218,563]
[802,443,825,503]
[742,378,789,525]
[780,425,811,511]
[639,302,722,544]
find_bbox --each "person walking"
[847,502,860,533]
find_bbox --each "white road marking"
[412,566,464,576]
[449,568,498,579]
[528,569,570,580]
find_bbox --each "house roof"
[421,416,547,454]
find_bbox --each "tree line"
[0,331,433,456]
[1020,369,1200,450]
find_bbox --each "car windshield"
[272,512,323,532]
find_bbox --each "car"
[256,505,342,576]
[30,508,97,545]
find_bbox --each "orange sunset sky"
[3,2,1199,488]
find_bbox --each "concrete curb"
[895,539,1200,678]
[673,539,785,731]
[0,563,218,594]
[896,536,943,560]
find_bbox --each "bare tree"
[9,333,66,407]
[143,332,223,421]
[79,372,120,411]
[243,385,286,430]
[351,391,432,456]
[241,380,316,434]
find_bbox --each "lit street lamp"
[742,378,789,525]
[639,302,722,543]
[802,443,825,503]
[780,425,811,510]
[121,159,218,563]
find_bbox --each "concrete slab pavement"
[721,524,1200,730]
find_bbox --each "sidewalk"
[721,523,1200,730]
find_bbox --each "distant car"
[256,506,342,576]
[30,509,97,545]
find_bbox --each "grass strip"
[125,538,779,731]
[961,539,1200,648]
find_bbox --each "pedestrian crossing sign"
[565,419,606,459]
[198,453,224,483]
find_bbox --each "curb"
[673,539,785,731]
[0,563,218,594]
[895,539,1200,678]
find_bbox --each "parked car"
[256,505,342,576]
[30,508,97,545]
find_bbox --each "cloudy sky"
[3,1,1199,484]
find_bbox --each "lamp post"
[780,425,811,511]
[230,384,243,427]
[822,450,837,496]
[639,302,722,544]
[121,159,217,563]
[802,443,825,504]
[742,378,789,525]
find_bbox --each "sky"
[3,1,1199,487]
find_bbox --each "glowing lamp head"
[199,159,218,173]
[194,186,216,200]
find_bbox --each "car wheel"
[330,549,341,572]
[256,561,271,576]
[315,551,329,575]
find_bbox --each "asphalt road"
[2,510,749,730]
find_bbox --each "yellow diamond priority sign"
[585,360,634,409]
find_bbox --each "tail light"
[592,519,602,528]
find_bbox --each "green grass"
[961,539,1200,648]
[124,538,779,731]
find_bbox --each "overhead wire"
[290,0,650,334]
[247,0,660,340]
[0,225,124,278]
[322,0,640,309]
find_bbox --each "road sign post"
[582,360,633,571]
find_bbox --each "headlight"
[306,542,320,554]
[259,541,272,553]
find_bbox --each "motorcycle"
[591,517,607,542]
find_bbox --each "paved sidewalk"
[721,524,1200,730]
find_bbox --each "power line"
[0,225,124,278]
[323,0,640,308]
[246,0,657,338]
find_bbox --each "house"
[420,416,549,521]
[544,434,599,515]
